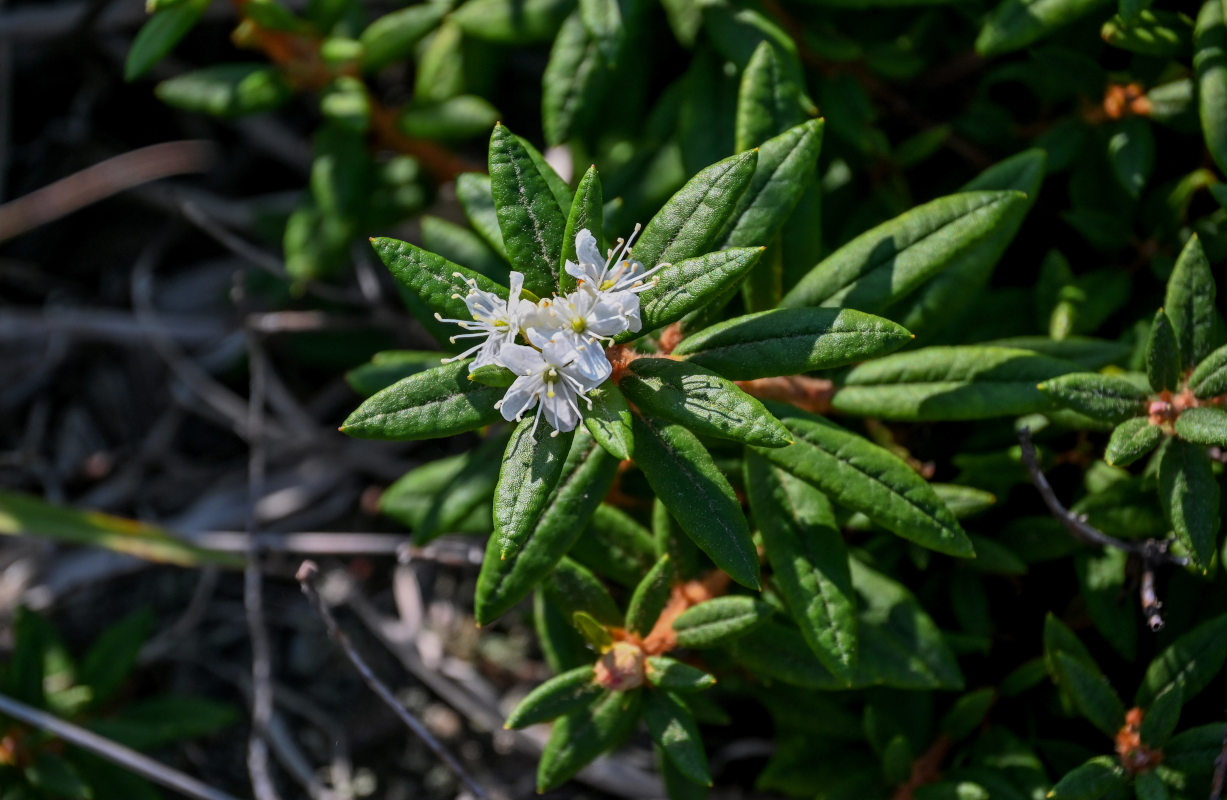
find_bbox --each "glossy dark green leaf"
[1166,234,1221,369]
[543,11,610,146]
[1043,613,1098,678]
[728,620,846,689]
[78,608,152,710]
[1136,611,1227,706]
[545,558,622,627]
[1046,756,1128,800]
[505,666,604,728]
[1138,683,1181,747]
[643,690,711,786]
[535,589,592,673]
[673,307,912,380]
[736,40,807,152]
[581,385,633,462]
[631,414,760,589]
[653,497,708,582]
[1037,373,1149,423]
[1052,651,1126,737]
[125,0,209,81]
[456,173,509,260]
[371,236,509,324]
[341,360,505,440]
[1147,310,1182,392]
[476,433,619,625]
[489,124,568,295]
[378,442,502,541]
[495,419,575,558]
[537,690,642,792]
[745,453,857,683]
[831,347,1075,420]
[621,358,790,447]
[1189,342,1227,397]
[568,504,655,588]
[346,350,440,397]
[1134,770,1169,800]
[634,150,759,270]
[453,0,574,43]
[672,595,774,648]
[975,0,1113,56]
[90,695,238,749]
[359,3,447,72]
[984,336,1129,370]
[1107,117,1155,199]
[645,656,717,692]
[756,412,974,557]
[1076,548,1136,660]
[626,555,673,637]
[1197,0,1227,175]
[420,215,506,280]
[398,96,500,140]
[1163,723,1227,774]
[1174,406,1227,446]
[782,191,1028,314]
[155,64,293,117]
[940,689,996,741]
[1102,9,1194,57]
[561,166,604,291]
[1158,437,1220,570]
[622,247,764,340]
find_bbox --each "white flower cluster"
[436,227,664,435]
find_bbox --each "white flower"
[521,291,623,383]
[435,271,530,369]
[495,331,601,435]
[564,226,667,334]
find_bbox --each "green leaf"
[125,0,209,81]
[744,454,857,683]
[622,247,764,340]
[359,3,447,72]
[620,358,791,447]
[631,414,761,589]
[626,555,674,637]
[728,620,845,689]
[571,610,613,649]
[645,656,717,692]
[736,40,807,153]
[537,690,642,792]
[984,336,1130,370]
[1136,611,1227,706]
[488,124,568,295]
[90,695,238,749]
[1051,651,1126,737]
[1165,235,1221,369]
[1044,613,1099,675]
[456,173,509,260]
[1046,756,1128,800]
[1037,373,1149,423]
[568,504,655,587]
[454,0,574,43]
[1076,549,1137,660]
[582,384,634,460]
[1174,406,1227,446]
[535,590,592,673]
[1197,0,1227,175]
[0,491,243,568]
[1163,723,1227,774]
[1102,10,1194,57]
[341,360,505,440]
[505,666,604,729]
[643,690,711,786]
[495,420,575,558]
[475,433,619,625]
[975,0,1113,56]
[1147,310,1182,392]
[1139,683,1182,747]
[70,752,161,800]
[1158,437,1220,570]
[1134,770,1169,800]
[831,347,1076,420]
[378,441,504,541]
[398,96,501,140]
[371,236,509,325]
[673,308,912,380]
[561,166,604,292]
[756,412,974,558]
[1107,118,1155,199]
[469,364,517,387]
[346,350,440,397]
[653,497,708,582]
[543,11,610,146]
[634,150,759,270]
[672,596,774,648]
[420,215,506,280]
[545,558,622,627]
[1189,342,1227,397]
[781,191,1029,314]
[579,0,624,64]
[940,689,996,741]
[78,609,153,710]
[155,64,292,117]
[23,753,90,800]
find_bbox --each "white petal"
[470,336,505,369]
[498,343,546,375]
[570,340,612,383]
[576,229,603,267]
[499,376,541,422]
[587,295,631,336]
[541,384,581,432]
[565,259,600,285]
[508,271,524,304]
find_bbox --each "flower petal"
[499,376,541,422]
[498,343,546,375]
[576,229,603,268]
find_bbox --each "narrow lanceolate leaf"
[359,3,448,73]
[561,166,604,291]
[341,360,504,440]
[1037,373,1149,423]
[545,559,622,627]
[745,453,857,683]
[155,65,293,117]
[672,596,775,648]
[475,434,619,625]
[125,0,209,81]
[1158,437,1220,571]
[757,412,974,557]
[626,556,674,637]
[371,237,509,323]
[645,656,717,692]
[643,690,711,787]
[1147,310,1182,392]
[494,420,574,558]
[622,247,764,340]
[1139,683,1182,747]
[1052,652,1126,737]
[1165,723,1227,775]
[569,504,655,588]
[1197,0,1227,175]
[1107,117,1155,198]
[1047,756,1128,800]
[1175,406,1227,446]
[621,359,791,447]
[488,124,567,295]
[579,0,624,64]
[1136,612,1227,706]
[1189,342,1227,397]
[830,347,1076,421]
[505,666,604,728]
[736,41,806,152]
[1167,235,1222,368]
[455,173,509,260]
[673,308,912,380]
[632,414,761,589]
[583,383,634,460]
[453,0,573,44]
[634,150,759,270]
[1102,10,1195,57]
[1134,770,1170,800]
[1105,417,1162,466]
[716,119,824,251]
[781,191,1028,314]
[543,11,609,147]
[537,690,642,793]
[975,0,1113,56]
